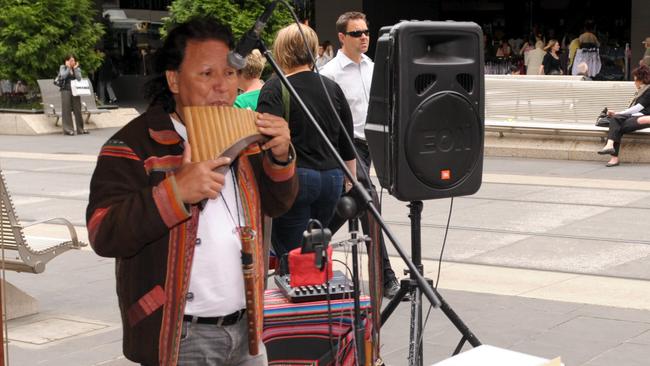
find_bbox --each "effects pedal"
[274,270,355,303]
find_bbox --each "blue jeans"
[272,167,344,258]
[177,314,267,366]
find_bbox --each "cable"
[435,197,454,289]
[414,197,455,359]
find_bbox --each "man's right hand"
[174,142,231,204]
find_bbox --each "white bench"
[484,76,650,140]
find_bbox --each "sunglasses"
[344,30,370,38]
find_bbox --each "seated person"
[597,65,650,166]
[576,62,591,80]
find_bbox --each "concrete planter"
[0,107,139,135]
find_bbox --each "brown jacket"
[86,104,297,365]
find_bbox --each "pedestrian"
[597,65,650,166]
[315,40,334,69]
[56,54,87,135]
[495,39,512,58]
[541,39,562,75]
[234,49,266,111]
[572,21,601,77]
[257,23,356,260]
[525,40,545,75]
[86,17,298,365]
[320,11,404,300]
[97,50,118,105]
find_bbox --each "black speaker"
[365,21,484,202]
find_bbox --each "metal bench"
[37,78,109,127]
[1,168,86,274]
[484,76,650,139]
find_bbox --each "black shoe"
[598,147,616,155]
[78,129,89,134]
[384,279,410,301]
[109,98,117,104]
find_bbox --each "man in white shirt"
[321,11,404,300]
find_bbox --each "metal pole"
[349,219,365,366]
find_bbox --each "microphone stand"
[256,36,447,326]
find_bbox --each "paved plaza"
[0,127,649,365]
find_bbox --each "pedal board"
[274,270,355,303]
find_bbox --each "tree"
[0,0,104,86]
[163,0,295,48]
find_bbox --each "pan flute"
[183,105,267,355]
[183,105,268,168]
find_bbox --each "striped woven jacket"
[86,104,298,365]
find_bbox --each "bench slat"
[1,169,86,273]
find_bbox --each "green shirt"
[234,90,261,111]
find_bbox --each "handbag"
[53,74,63,88]
[595,107,610,127]
[70,79,91,96]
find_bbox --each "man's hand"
[174,142,231,204]
[607,110,616,117]
[257,113,291,161]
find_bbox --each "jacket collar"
[146,104,183,145]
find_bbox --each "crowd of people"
[484,21,640,78]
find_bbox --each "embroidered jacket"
[86,104,298,365]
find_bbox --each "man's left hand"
[257,113,291,161]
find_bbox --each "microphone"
[228,1,278,69]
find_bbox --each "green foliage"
[163,0,294,48]
[0,0,104,86]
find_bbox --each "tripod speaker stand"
[380,201,480,366]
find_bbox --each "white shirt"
[321,50,374,140]
[171,118,246,317]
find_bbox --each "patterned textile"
[572,48,601,77]
[263,289,371,366]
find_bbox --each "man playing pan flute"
[86,17,298,366]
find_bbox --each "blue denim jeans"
[272,167,344,258]
[177,314,267,366]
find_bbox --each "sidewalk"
[1,130,649,365]
[4,250,650,365]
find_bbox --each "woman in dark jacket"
[257,23,356,259]
[598,65,650,166]
[56,54,87,135]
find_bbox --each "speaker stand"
[380,201,481,366]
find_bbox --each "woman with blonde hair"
[257,23,356,258]
[234,49,266,110]
[541,39,562,75]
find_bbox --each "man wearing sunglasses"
[321,11,405,301]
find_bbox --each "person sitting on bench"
[598,65,650,166]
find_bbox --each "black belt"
[183,309,246,326]
[353,138,368,147]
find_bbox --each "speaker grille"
[414,73,436,95]
[456,73,474,93]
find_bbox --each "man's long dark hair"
[145,17,235,113]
